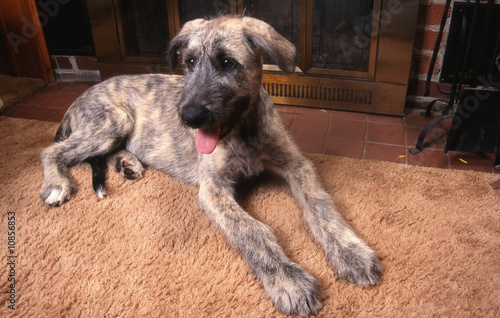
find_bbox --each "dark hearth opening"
[37,0,95,56]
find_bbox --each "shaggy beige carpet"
[0,75,46,112]
[0,117,499,317]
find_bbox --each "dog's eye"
[222,58,235,69]
[185,58,195,68]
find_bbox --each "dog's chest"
[223,139,269,179]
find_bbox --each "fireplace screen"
[311,1,373,72]
[178,0,233,25]
[118,0,171,59]
[244,0,301,56]
[88,0,418,115]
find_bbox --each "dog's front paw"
[114,153,143,180]
[263,263,322,316]
[330,239,381,286]
[40,181,74,206]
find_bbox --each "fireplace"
[87,0,419,115]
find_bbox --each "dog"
[40,16,380,316]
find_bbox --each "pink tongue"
[195,127,220,154]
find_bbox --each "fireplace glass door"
[310,1,375,75]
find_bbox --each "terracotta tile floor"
[2,81,498,174]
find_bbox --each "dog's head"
[167,16,296,154]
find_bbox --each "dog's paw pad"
[115,157,143,180]
[123,167,135,177]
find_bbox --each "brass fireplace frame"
[87,0,419,115]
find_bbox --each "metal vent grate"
[262,82,372,105]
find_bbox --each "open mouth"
[191,96,252,155]
[195,125,228,155]
[194,105,245,154]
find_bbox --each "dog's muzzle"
[180,99,247,155]
[180,105,221,155]
[181,105,213,129]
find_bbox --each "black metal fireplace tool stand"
[409,0,500,172]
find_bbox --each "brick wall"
[406,0,451,111]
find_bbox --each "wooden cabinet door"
[0,0,55,82]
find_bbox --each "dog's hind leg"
[40,138,78,206]
[41,130,131,206]
[41,99,135,206]
[86,156,108,199]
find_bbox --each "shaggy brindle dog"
[40,16,380,316]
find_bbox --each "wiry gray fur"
[40,16,381,316]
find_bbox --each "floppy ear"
[166,35,187,71]
[166,19,205,71]
[242,17,297,72]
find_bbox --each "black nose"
[181,105,212,128]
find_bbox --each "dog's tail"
[86,156,107,200]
